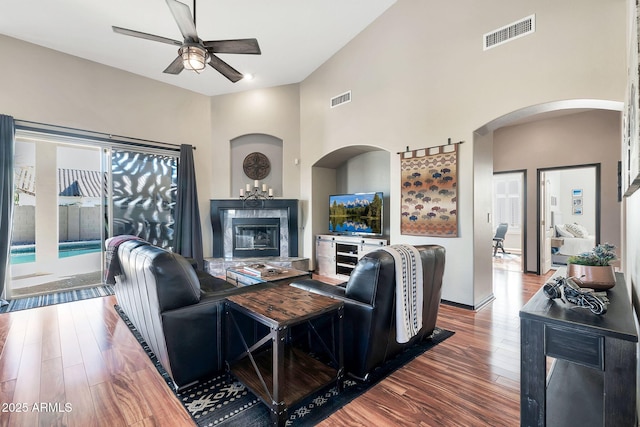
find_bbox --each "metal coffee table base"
[225,286,343,426]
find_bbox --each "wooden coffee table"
[225,265,310,287]
[225,285,344,426]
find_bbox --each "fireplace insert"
[232,218,280,257]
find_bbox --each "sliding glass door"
[9,132,179,299]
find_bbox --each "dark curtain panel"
[0,115,15,306]
[174,144,204,270]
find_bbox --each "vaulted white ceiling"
[0,0,396,96]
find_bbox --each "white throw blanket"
[381,244,423,343]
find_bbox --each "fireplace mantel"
[210,199,299,258]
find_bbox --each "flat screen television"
[329,192,383,236]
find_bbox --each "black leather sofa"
[112,240,272,389]
[290,244,445,380]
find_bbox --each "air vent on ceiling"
[330,91,351,108]
[483,14,535,50]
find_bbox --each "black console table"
[520,271,637,426]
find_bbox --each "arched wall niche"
[230,133,283,197]
[310,145,391,248]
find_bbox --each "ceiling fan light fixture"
[180,44,208,71]
[113,0,260,81]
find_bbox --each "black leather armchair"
[113,240,272,389]
[290,244,445,380]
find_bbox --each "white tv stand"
[315,234,388,280]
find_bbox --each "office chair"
[493,223,509,256]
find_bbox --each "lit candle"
[262,184,267,192]
[240,188,244,196]
[246,183,251,192]
[268,188,273,197]
[254,180,259,188]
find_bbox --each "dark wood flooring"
[0,267,551,426]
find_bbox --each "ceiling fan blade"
[165,0,198,42]
[208,54,243,83]
[112,26,182,46]
[163,55,184,74]
[203,39,261,55]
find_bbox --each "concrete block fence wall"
[11,205,101,244]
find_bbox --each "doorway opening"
[537,164,600,275]
[492,171,526,272]
[10,139,105,298]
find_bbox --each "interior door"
[540,173,552,274]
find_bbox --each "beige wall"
[300,0,626,305]
[473,131,495,306]
[494,110,622,272]
[0,36,212,145]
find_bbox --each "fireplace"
[210,199,299,259]
[232,218,280,257]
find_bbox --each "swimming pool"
[10,241,102,264]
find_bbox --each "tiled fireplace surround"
[206,199,309,277]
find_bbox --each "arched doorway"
[476,99,623,279]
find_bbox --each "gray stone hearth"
[204,256,309,278]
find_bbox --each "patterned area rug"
[0,285,114,313]
[114,304,454,426]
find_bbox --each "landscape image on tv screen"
[329,192,383,235]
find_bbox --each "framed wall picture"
[624,2,640,197]
[572,188,583,215]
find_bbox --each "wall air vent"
[483,14,535,50]
[330,91,351,108]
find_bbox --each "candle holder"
[240,181,273,206]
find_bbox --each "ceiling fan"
[112,0,261,82]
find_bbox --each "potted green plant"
[567,243,617,290]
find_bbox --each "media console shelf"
[316,234,387,280]
[519,270,637,426]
